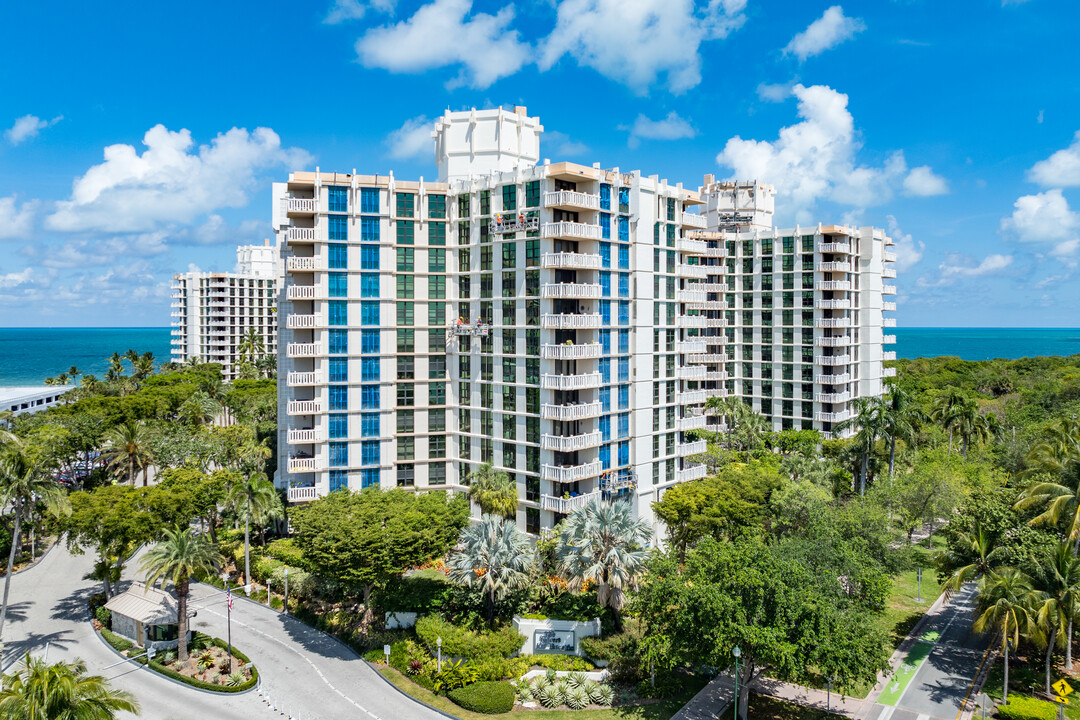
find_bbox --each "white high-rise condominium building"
[170,241,279,379]
[274,107,896,534]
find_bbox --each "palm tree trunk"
[129,456,136,486]
[1068,618,1074,670]
[0,507,23,648]
[948,430,953,455]
[243,498,251,589]
[963,434,969,458]
[1004,644,1010,704]
[142,465,149,487]
[177,580,190,662]
[860,454,868,495]
[1046,626,1058,695]
[889,436,896,477]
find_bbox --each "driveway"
[3,543,446,720]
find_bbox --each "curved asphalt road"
[3,543,445,720]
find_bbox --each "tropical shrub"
[447,680,515,714]
[537,682,563,708]
[529,654,594,671]
[997,697,1057,720]
[94,606,111,628]
[433,659,478,693]
[565,670,588,688]
[596,683,614,706]
[264,538,307,568]
[415,614,524,659]
[564,685,589,709]
[100,628,132,653]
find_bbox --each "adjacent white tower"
[434,106,544,182]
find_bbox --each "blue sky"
[1,0,1078,327]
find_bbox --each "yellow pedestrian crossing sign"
[1054,696,1070,705]
[1053,679,1074,698]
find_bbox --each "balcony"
[677,414,706,431]
[541,313,602,330]
[541,342,602,360]
[815,392,851,404]
[287,342,322,358]
[882,284,897,295]
[883,301,896,312]
[287,485,323,503]
[287,227,318,243]
[815,411,852,423]
[542,461,603,484]
[818,242,853,254]
[883,251,897,263]
[287,256,323,272]
[542,283,602,299]
[815,373,851,385]
[687,353,728,364]
[287,313,323,330]
[541,252,602,270]
[816,355,852,366]
[883,367,897,377]
[676,465,707,483]
[541,402,602,421]
[287,285,319,301]
[287,399,324,415]
[883,318,897,328]
[541,372,602,391]
[691,301,728,311]
[544,190,600,211]
[540,492,599,514]
[815,281,851,291]
[817,262,850,272]
[815,336,851,347]
[677,315,726,329]
[677,390,707,405]
[677,238,707,255]
[541,432,603,453]
[287,428,322,444]
[287,371,322,387]
[705,371,729,382]
[883,334,897,344]
[288,456,324,473]
[695,282,728,293]
[681,213,708,229]
[285,197,318,215]
[815,318,852,328]
[676,264,710,279]
[543,221,602,241]
[677,365,707,381]
[883,351,896,361]
[676,340,707,354]
[816,299,851,310]
[677,290,707,304]
[883,267,897,279]
[677,440,707,457]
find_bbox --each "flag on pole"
[227,587,234,610]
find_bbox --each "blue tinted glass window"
[618,245,629,269]
[599,444,611,469]
[329,357,348,382]
[329,413,348,439]
[618,273,629,298]
[599,330,611,354]
[617,412,629,439]
[361,330,379,354]
[329,300,347,326]
[329,273,347,298]
[618,330,629,354]
[361,413,379,437]
[361,384,379,409]
[618,301,629,326]
[361,301,380,326]
[618,187,629,210]
[618,384,629,409]
[618,217,628,242]
[618,441,629,466]
[329,243,347,269]
[361,245,379,270]
[328,214,348,241]
[599,415,611,441]
[362,356,379,381]
[328,187,347,213]
[329,329,348,354]
[600,213,611,240]
[599,358,610,383]
[329,442,348,467]
[361,273,378,298]
[599,183,611,210]
[361,216,380,242]
[599,243,611,269]
[361,440,379,465]
[361,188,379,214]
[361,468,379,488]
[329,385,348,411]
[599,300,610,324]
[599,386,611,411]
[599,271,611,297]
[618,357,629,382]
[329,470,347,492]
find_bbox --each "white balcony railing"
[677,238,708,255]
[816,355,852,366]
[705,371,729,382]
[287,313,323,330]
[676,465,707,483]
[287,371,321,387]
[691,301,728,311]
[541,343,603,360]
[815,281,851,291]
[883,351,897,361]
[677,290,707,304]
[542,283,602,299]
[882,284,897,295]
[816,411,853,423]
[540,492,599,514]
[286,256,324,272]
[883,318,897,328]
[883,367,897,377]
[677,440,707,457]
[883,267,897,278]
[287,485,322,502]
[678,315,726,329]
[883,334,897,344]
[677,390,707,405]
[816,299,851,310]
[681,213,708,229]
[687,353,728,364]
[287,428,322,444]
[677,264,710,278]
[286,197,318,214]
[677,414,707,431]
[541,372,603,391]
[815,336,851,347]
[676,340,707,354]
[817,262,850,272]
[818,242,853,254]
[287,227,318,243]
[287,342,322,358]
[883,301,897,312]
[883,251,897,263]
[815,392,851,404]
[541,402,603,422]
[815,318,852,328]
[541,432,603,453]
[541,313,603,330]
[677,365,707,380]
[287,285,319,301]
[544,190,601,211]
[542,461,603,484]
[695,282,728,293]
[288,456,323,473]
[541,252,602,270]
[815,374,852,385]
[287,399,324,415]
[542,221,602,241]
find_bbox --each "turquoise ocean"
[1,327,1079,387]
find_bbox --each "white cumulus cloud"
[757,81,794,103]
[1001,189,1080,256]
[5,114,62,145]
[784,6,865,61]
[886,215,924,271]
[47,124,312,233]
[623,112,695,148]
[544,130,589,158]
[1028,131,1080,187]
[355,0,528,89]
[540,0,747,94]
[903,165,949,196]
[0,196,36,240]
[324,0,394,24]
[0,267,37,290]
[715,84,939,220]
[939,253,1013,278]
[385,115,434,160]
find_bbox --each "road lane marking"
[954,636,996,720]
[879,642,934,706]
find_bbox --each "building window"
[329,385,348,411]
[429,222,446,246]
[328,215,348,241]
[360,245,379,270]
[502,185,516,211]
[361,187,379,213]
[329,414,348,439]
[397,464,415,487]
[396,193,414,218]
[396,247,414,272]
[328,300,347,326]
[360,301,379,326]
[430,435,446,458]
[397,275,414,299]
[397,328,414,353]
[360,329,379,354]
[429,249,446,273]
[360,273,379,298]
[397,220,414,244]
[360,216,379,242]
[328,186,348,213]
[429,194,446,219]
[330,357,348,382]
[361,441,379,465]
[525,181,540,208]
[329,243,347,270]
[479,190,490,215]
[397,301,414,326]
[360,384,378,409]
[502,242,516,268]
[328,272,347,298]
[329,470,347,492]
[397,383,414,407]
[361,469,379,489]
[361,356,379,381]
[398,410,414,433]
[458,194,470,217]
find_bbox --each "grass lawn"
[875,544,942,650]
[715,693,844,719]
[375,664,708,719]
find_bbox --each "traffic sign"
[1054,696,1070,705]
[1053,679,1074,697]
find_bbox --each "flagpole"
[226,584,234,675]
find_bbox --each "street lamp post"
[733,646,741,720]
[437,637,443,674]
[222,572,235,675]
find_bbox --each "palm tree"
[951,398,990,458]
[178,391,221,427]
[1032,542,1080,679]
[836,397,883,495]
[466,463,518,519]
[140,527,223,662]
[67,366,81,386]
[879,384,921,476]
[974,568,1036,704]
[133,352,155,382]
[704,395,743,450]
[941,522,1005,598]
[446,515,533,625]
[736,407,769,462]
[930,388,968,454]
[55,372,70,387]
[226,438,273,587]
[0,653,139,719]
[237,329,265,364]
[557,498,651,632]
[79,373,100,393]
[107,352,125,377]
[255,353,277,380]
[0,447,71,662]
[103,421,154,486]
[1015,419,1080,549]
[123,349,140,371]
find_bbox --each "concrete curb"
[959,634,1000,720]
[363,660,463,720]
[9,537,56,577]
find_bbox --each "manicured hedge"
[100,628,133,653]
[447,681,515,714]
[415,615,524,659]
[123,634,259,694]
[997,696,1057,720]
